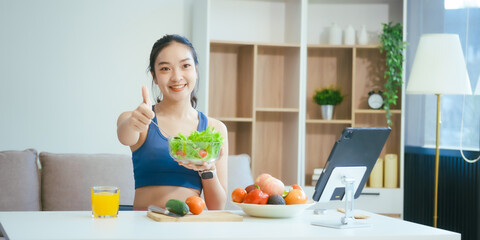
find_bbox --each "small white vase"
[329,23,342,45]
[358,25,368,45]
[344,25,355,45]
[321,105,334,120]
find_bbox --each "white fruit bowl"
[233,201,315,218]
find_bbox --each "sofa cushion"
[225,154,254,210]
[0,149,41,211]
[40,152,134,211]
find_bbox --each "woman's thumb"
[141,86,151,105]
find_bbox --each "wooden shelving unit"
[305,45,403,188]
[205,0,405,216]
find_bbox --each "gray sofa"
[0,149,253,212]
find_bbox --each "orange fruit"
[231,188,247,203]
[185,196,206,215]
[284,189,307,205]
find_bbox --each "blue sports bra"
[131,106,207,191]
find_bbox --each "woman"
[117,34,228,210]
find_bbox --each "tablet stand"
[312,175,370,229]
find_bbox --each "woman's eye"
[183,64,191,68]
[160,67,169,71]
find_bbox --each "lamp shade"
[407,34,472,95]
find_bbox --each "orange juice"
[91,186,119,218]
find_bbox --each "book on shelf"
[311,168,324,186]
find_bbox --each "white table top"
[0,209,460,240]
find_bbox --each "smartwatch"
[199,169,216,179]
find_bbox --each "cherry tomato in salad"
[198,149,207,158]
[231,188,247,203]
[176,150,186,157]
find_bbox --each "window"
[406,0,480,151]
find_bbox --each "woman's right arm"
[117,86,155,146]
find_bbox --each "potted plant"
[379,22,407,126]
[313,85,344,120]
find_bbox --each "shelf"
[354,48,403,111]
[255,46,300,109]
[211,40,300,48]
[253,111,298,186]
[304,123,351,185]
[306,47,353,120]
[217,117,253,122]
[209,43,254,119]
[305,119,353,124]
[307,44,380,49]
[224,121,252,156]
[210,0,301,44]
[256,108,299,113]
[355,109,402,114]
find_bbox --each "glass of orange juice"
[91,186,119,218]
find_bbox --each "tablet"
[312,127,391,202]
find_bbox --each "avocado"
[165,199,189,216]
[267,194,286,205]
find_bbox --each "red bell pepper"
[243,189,269,205]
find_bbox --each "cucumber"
[165,199,189,216]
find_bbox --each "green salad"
[169,126,224,164]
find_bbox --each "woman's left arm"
[200,119,228,210]
[177,119,228,210]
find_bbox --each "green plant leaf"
[379,22,408,126]
[313,85,344,106]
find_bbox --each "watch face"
[201,171,214,179]
[368,94,383,109]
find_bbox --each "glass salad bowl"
[168,137,222,165]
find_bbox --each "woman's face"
[153,42,197,103]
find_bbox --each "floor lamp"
[406,34,472,228]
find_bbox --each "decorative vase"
[358,25,368,45]
[321,105,334,120]
[344,25,355,45]
[328,23,342,45]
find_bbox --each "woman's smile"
[170,84,187,92]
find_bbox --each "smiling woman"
[116,34,229,211]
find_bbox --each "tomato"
[185,196,206,215]
[292,184,303,191]
[176,150,186,157]
[284,189,307,205]
[243,189,269,205]
[231,188,247,203]
[198,149,207,158]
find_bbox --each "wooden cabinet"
[209,42,301,185]
[305,45,402,186]
[200,0,405,216]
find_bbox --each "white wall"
[0,0,195,154]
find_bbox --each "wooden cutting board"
[147,211,243,222]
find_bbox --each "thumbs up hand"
[128,86,155,132]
